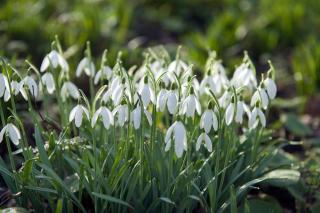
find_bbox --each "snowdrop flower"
[22,76,38,98]
[138,77,155,108]
[168,60,188,77]
[91,106,114,129]
[250,88,269,110]
[248,107,266,129]
[101,76,121,103]
[69,105,90,128]
[101,86,113,104]
[166,87,179,115]
[76,57,95,77]
[0,123,21,146]
[180,88,201,117]
[231,63,257,91]
[61,82,80,101]
[207,61,229,95]
[41,73,55,94]
[218,90,232,109]
[0,74,7,98]
[134,61,169,86]
[112,102,129,127]
[200,108,218,133]
[0,75,13,101]
[263,77,277,100]
[156,88,168,112]
[94,66,112,85]
[164,121,187,158]
[8,81,28,101]
[151,62,170,87]
[40,50,69,72]
[131,104,152,129]
[181,77,200,98]
[112,78,126,106]
[156,82,179,114]
[234,99,250,124]
[225,97,249,126]
[196,132,212,152]
[225,101,235,126]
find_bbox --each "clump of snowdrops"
[0,38,279,212]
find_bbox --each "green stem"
[91,129,98,213]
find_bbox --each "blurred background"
[1,0,320,211]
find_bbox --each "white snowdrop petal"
[165,140,171,152]
[0,75,6,97]
[94,70,102,85]
[91,109,100,128]
[100,107,113,129]
[24,77,38,98]
[202,111,212,133]
[144,109,153,126]
[157,89,167,112]
[68,85,80,100]
[225,103,235,125]
[42,73,55,94]
[74,108,83,127]
[196,134,203,151]
[212,112,218,131]
[195,98,201,115]
[204,133,212,152]
[243,103,251,118]
[258,109,266,127]
[165,122,175,144]
[101,89,112,103]
[58,55,68,71]
[167,92,177,114]
[141,85,151,107]
[112,85,123,105]
[259,89,269,109]
[186,96,196,117]
[174,122,186,158]
[4,88,11,102]
[8,124,21,146]
[82,106,90,119]
[250,91,259,107]
[235,102,244,124]
[107,110,114,125]
[265,78,277,99]
[49,50,59,68]
[248,108,258,129]
[40,56,50,72]
[69,106,78,122]
[76,58,88,77]
[133,107,141,129]
[0,126,7,143]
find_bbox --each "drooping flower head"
[61,82,80,101]
[165,121,187,158]
[40,50,69,72]
[0,123,21,146]
[69,105,90,128]
[91,106,114,129]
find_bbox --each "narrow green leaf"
[159,197,176,205]
[55,199,63,213]
[230,185,237,213]
[24,185,58,194]
[34,126,52,167]
[92,192,133,209]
